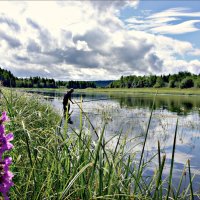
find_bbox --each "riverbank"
[18,87,200,96]
[81,88,200,96]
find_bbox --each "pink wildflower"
[0,157,14,200]
[0,112,9,136]
[0,112,14,200]
[0,112,9,124]
[0,133,14,158]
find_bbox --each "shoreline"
[16,87,200,96]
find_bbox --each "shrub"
[153,77,165,88]
[180,78,194,89]
[194,78,200,88]
[168,80,175,88]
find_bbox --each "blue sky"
[121,1,200,47]
[0,1,200,80]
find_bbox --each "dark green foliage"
[110,71,198,89]
[194,78,200,88]
[111,75,157,88]
[56,80,68,87]
[168,80,176,88]
[55,80,97,89]
[0,67,16,87]
[180,77,194,89]
[16,77,57,88]
[0,67,57,88]
[153,77,165,88]
[94,80,113,88]
[67,80,96,89]
[0,67,96,89]
[1,66,199,89]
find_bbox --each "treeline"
[0,68,16,87]
[16,77,56,88]
[67,81,96,89]
[0,67,96,89]
[2,66,200,89]
[110,72,200,89]
[56,80,96,89]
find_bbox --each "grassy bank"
[0,88,198,199]
[18,87,200,96]
[80,88,200,96]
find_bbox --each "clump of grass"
[0,88,198,199]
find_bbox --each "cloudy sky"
[0,1,200,81]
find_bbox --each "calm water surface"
[30,90,200,191]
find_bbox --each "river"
[29,90,200,191]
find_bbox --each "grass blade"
[188,159,194,200]
[166,118,178,200]
[61,162,93,199]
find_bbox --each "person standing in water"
[63,88,74,123]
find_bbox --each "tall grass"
[0,88,198,199]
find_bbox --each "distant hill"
[94,80,114,88]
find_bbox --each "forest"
[1,67,200,89]
[110,71,200,89]
[0,67,96,89]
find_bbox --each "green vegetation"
[16,77,57,88]
[110,71,200,89]
[0,67,16,87]
[0,88,199,199]
[66,80,96,89]
[80,87,200,96]
[18,86,200,96]
[94,80,113,88]
[2,67,200,90]
[0,67,96,89]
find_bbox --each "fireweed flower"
[0,112,9,125]
[0,112,9,136]
[0,157,14,200]
[0,134,14,159]
[0,112,14,200]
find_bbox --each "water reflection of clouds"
[51,98,200,154]
[49,95,200,190]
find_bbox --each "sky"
[0,1,200,81]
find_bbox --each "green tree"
[168,79,175,88]
[180,77,194,89]
[153,77,164,88]
[194,78,200,88]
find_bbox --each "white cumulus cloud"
[0,1,200,80]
